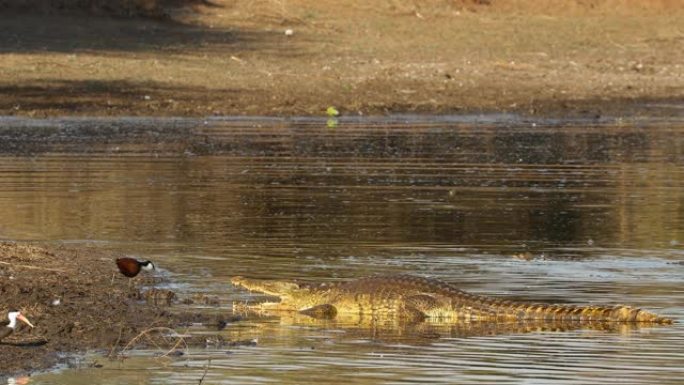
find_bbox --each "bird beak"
[17,313,34,328]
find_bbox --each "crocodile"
[231,274,673,324]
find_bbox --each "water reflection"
[0,120,683,263]
[229,309,665,341]
[30,320,684,385]
[0,117,683,384]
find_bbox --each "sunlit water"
[1,116,683,384]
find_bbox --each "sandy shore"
[0,0,682,118]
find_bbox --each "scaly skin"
[231,275,673,324]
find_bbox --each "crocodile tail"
[489,301,673,324]
[609,306,673,324]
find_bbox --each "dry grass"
[114,326,188,358]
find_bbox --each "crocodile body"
[231,275,673,324]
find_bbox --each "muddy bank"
[0,242,179,377]
[0,0,682,118]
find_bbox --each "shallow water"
[1,117,683,384]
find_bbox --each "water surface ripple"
[0,117,682,384]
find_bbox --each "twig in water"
[198,359,211,385]
[159,331,188,358]
[108,325,125,358]
[116,327,188,359]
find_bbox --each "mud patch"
[0,242,177,378]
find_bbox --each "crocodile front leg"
[300,304,338,319]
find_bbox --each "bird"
[1,309,34,342]
[116,257,155,278]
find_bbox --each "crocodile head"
[231,276,330,311]
[231,276,301,297]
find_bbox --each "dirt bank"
[0,242,177,378]
[0,0,682,118]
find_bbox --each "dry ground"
[0,0,683,117]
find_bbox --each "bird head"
[141,261,155,272]
[7,310,34,329]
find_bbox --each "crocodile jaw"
[232,276,335,311]
[231,276,300,297]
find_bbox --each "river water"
[1,116,683,384]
